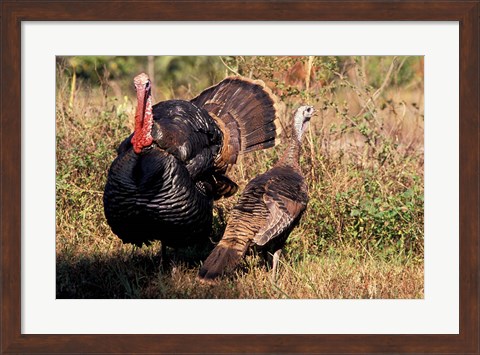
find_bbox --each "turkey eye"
[145,82,151,90]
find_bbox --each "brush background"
[56,55,424,299]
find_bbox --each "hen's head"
[293,105,314,141]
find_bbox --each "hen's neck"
[276,136,302,171]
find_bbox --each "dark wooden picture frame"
[1,1,478,354]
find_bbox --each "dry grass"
[56,56,424,299]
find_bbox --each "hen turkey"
[103,73,280,250]
[198,105,314,281]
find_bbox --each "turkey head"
[131,73,154,153]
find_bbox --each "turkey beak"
[304,107,314,123]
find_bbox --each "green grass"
[56,56,424,299]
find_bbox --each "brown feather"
[192,76,281,172]
[198,106,313,281]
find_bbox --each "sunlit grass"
[56,56,424,299]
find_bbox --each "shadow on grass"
[56,212,228,299]
[56,240,220,299]
[57,208,231,299]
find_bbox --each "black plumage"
[103,73,280,250]
[198,106,314,281]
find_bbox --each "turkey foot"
[271,249,282,282]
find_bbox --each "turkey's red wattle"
[132,89,154,154]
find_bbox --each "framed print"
[1,1,478,354]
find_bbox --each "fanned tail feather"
[191,76,281,170]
